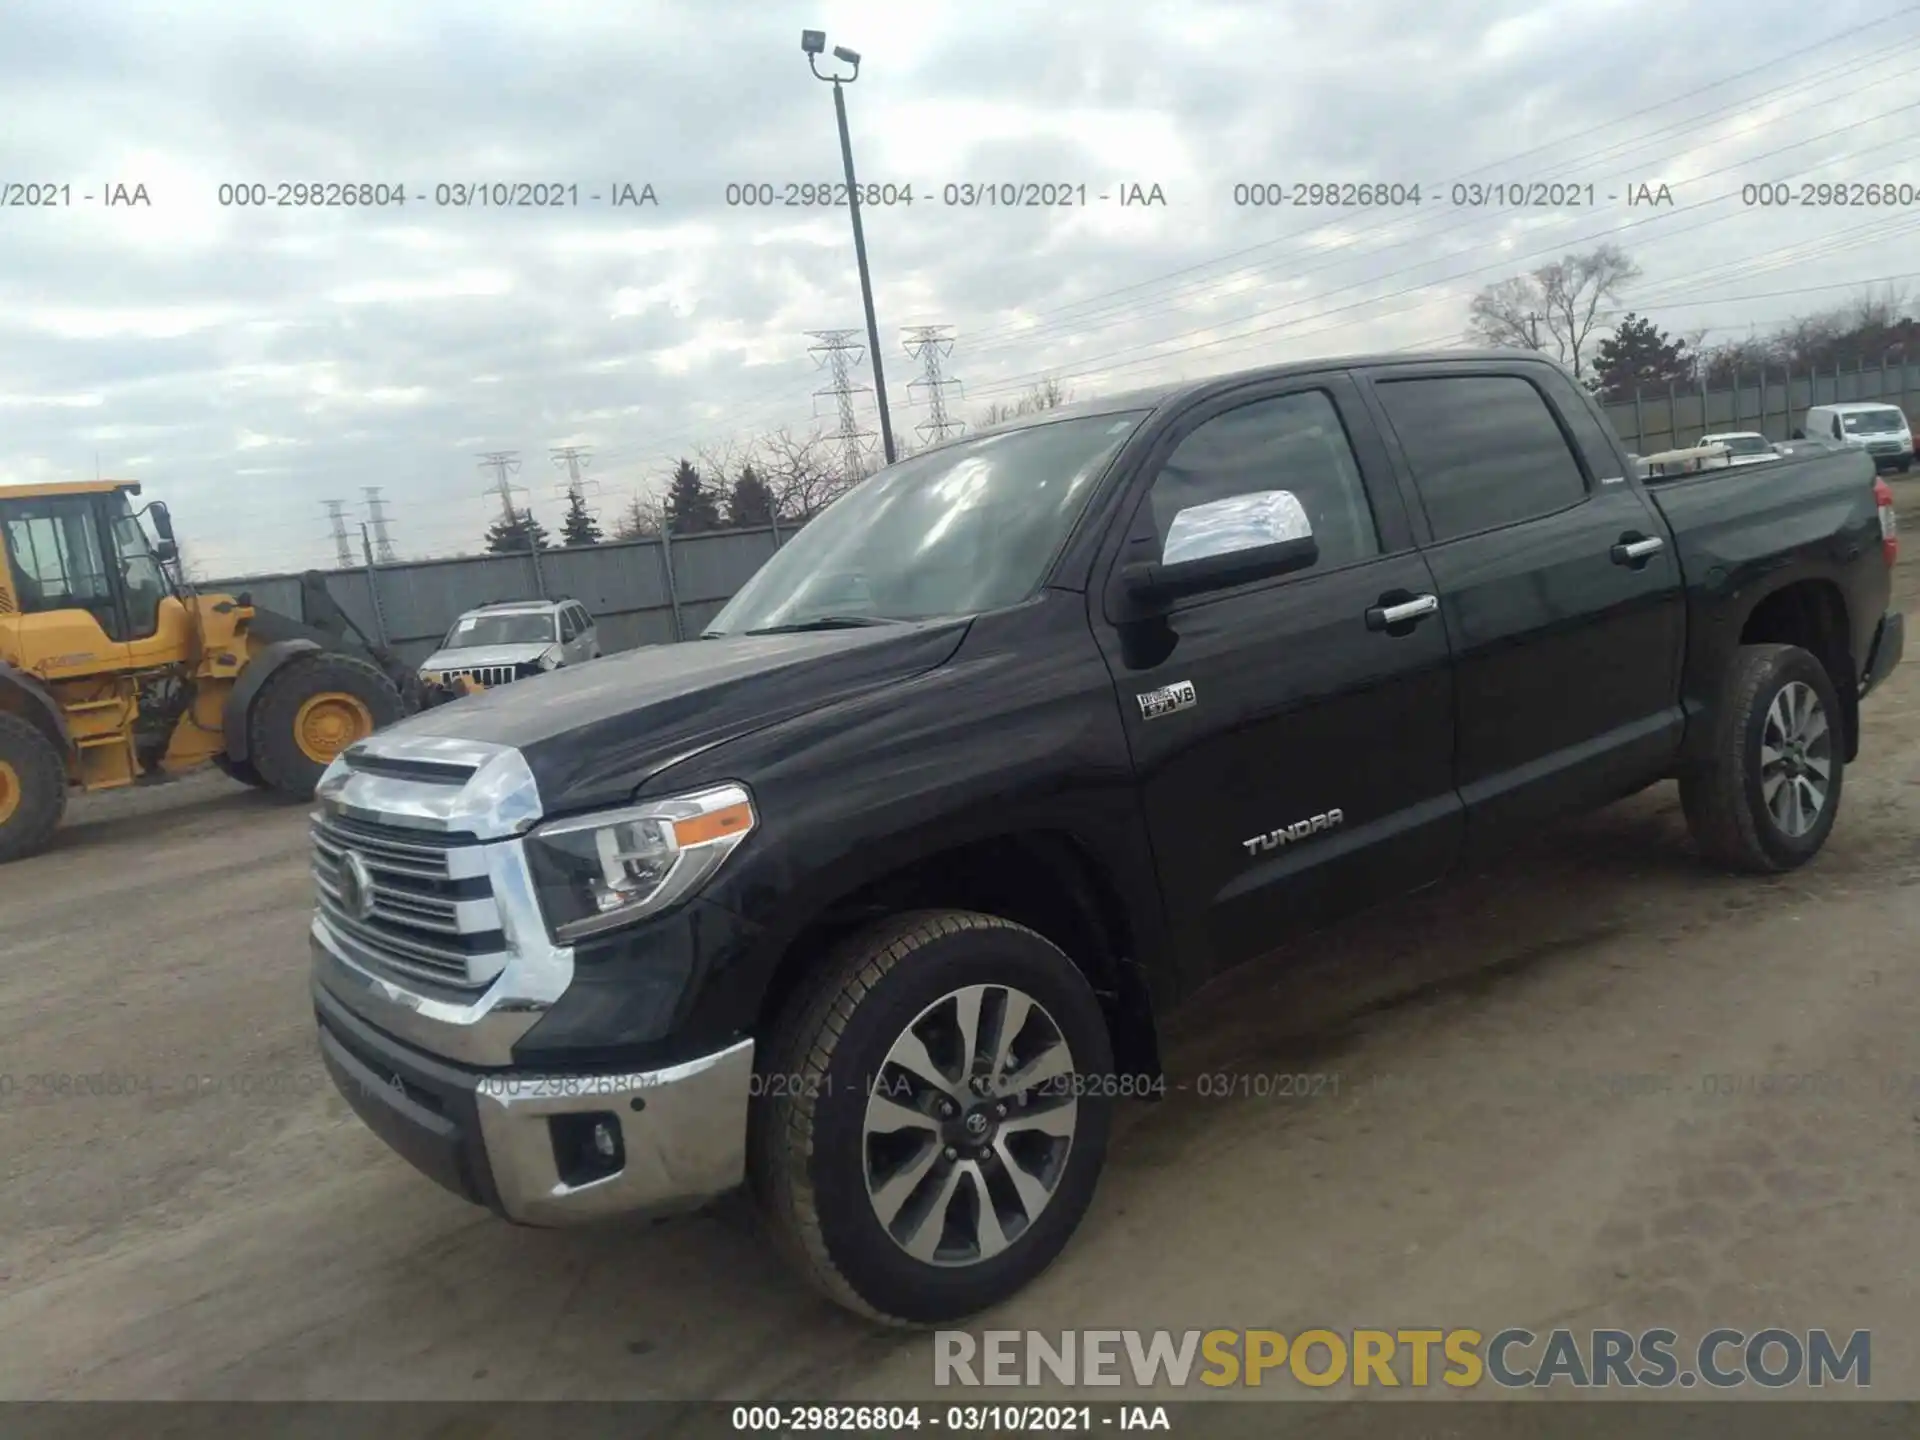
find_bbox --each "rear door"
[1091,373,1462,986]
[1358,360,1685,861]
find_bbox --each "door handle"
[1365,593,1439,631]
[1610,535,1665,565]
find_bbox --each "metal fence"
[1600,356,1919,455]
[207,521,795,666]
[208,360,1918,662]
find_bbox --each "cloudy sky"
[3,0,1919,577]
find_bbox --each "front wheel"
[1681,643,1844,873]
[751,910,1115,1325]
[247,653,404,799]
[0,713,67,863]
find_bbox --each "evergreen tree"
[560,489,603,547]
[1592,313,1694,402]
[664,458,722,533]
[727,464,776,527]
[483,507,551,554]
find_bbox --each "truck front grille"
[440,665,520,689]
[311,813,510,991]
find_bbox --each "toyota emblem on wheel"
[338,850,377,923]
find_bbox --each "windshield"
[1713,436,1774,456]
[703,412,1147,636]
[444,612,555,648]
[1841,409,1907,435]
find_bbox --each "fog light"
[550,1111,624,1187]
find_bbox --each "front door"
[1091,375,1463,985]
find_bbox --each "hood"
[421,642,556,671]
[387,619,971,813]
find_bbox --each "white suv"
[418,598,600,701]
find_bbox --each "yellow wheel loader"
[0,480,418,863]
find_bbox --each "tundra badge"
[1136,680,1197,720]
[1243,809,1345,854]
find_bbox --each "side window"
[1146,389,1380,571]
[1832,415,1845,440]
[1538,373,1622,481]
[575,605,594,634]
[1373,374,1589,542]
[1,500,114,617]
[558,607,579,641]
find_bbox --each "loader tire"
[210,752,270,789]
[248,653,403,799]
[0,713,68,864]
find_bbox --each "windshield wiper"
[739,615,902,635]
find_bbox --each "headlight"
[525,784,757,942]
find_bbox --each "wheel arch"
[223,639,321,764]
[753,829,1164,1086]
[1734,578,1857,761]
[0,663,72,755]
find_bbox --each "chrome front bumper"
[315,974,755,1224]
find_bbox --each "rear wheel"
[0,713,68,863]
[751,910,1115,1325]
[1681,644,1843,873]
[248,653,403,798]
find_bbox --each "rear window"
[1373,374,1590,542]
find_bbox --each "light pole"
[801,29,896,466]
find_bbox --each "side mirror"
[148,501,174,542]
[1122,490,1318,606]
[154,539,179,563]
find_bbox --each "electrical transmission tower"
[902,326,965,445]
[551,446,595,506]
[362,486,398,563]
[477,450,523,522]
[322,500,354,568]
[807,329,874,482]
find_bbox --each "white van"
[1796,402,1913,473]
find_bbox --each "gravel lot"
[4,486,1918,1424]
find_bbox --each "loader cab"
[0,484,175,654]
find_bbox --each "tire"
[0,712,68,863]
[247,652,403,799]
[210,752,270,789]
[751,909,1116,1326]
[1681,644,1844,873]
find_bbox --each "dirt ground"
[4,486,1919,1423]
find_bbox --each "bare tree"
[750,425,859,521]
[976,376,1074,428]
[1466,244,1641,379]
[610,491,665,541]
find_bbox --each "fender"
[0,661,72,752]
[223,639,321,764]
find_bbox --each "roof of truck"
[958,349,1576,442]
[1813,401,1906,413]
[0,479,142,497]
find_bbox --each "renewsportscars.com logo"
[934,1327,1871,1390]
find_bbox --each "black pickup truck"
[308,351,1903,1325]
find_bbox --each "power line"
[588,39,1920,473]
[362,485,397,563]
[321,499,354,568]
[954,102,1920,404]
[945,16,1920,353]
[903,326,965,444]
[808,329,875,480]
